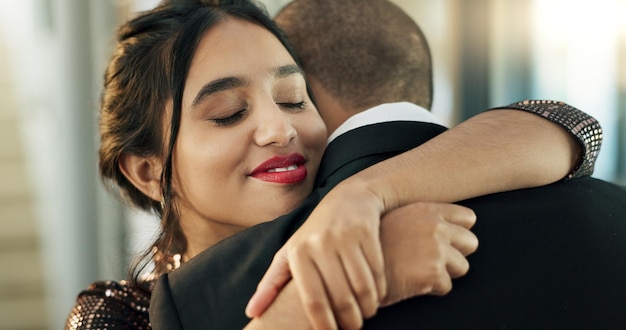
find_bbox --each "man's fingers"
[245,250,291,318]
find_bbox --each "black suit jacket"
[150,121,626,329]
[150,121,448,329]
[365,176,626,329]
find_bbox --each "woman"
[66,0,600,329]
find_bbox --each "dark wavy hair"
[98,0,308,287]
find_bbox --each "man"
[149,0,617,329]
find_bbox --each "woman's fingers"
[409,202,478,256]
[360,237,387,306]
[379,202,478,305]
[445,244,471,280]
[448,220,479,256]
[290,249,339,330]
[430,202,477,229]
[290,231,385,330]
[245,249,291,317]
[430,245,471,295]
[340,245,380,319]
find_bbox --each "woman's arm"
[245,202,479,330]
[367,100,600,210]
[245,282,311,330]
[247,101,601,327]
[358,100,601,211]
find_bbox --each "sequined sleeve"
[488,100,602,179]
[65,280,151,330]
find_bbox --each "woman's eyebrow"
[191,65,302,107]
[274,64,304,78]
[191,76,246,107]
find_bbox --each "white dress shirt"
[327,102,445,144]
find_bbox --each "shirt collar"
[327,102,445,144]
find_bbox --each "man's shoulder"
[460,176,626,215]
[149,189,326,329]
[531,176,625,199]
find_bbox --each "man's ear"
[306,75,352,136]
[118,152,163,202]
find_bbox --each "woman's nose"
[253,105,297,147]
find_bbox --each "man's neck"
[327,102,444,144]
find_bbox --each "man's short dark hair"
[275,0,433,111]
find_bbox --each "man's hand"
[379,202,478,306]
[246,182,386,330]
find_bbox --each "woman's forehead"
[185,17,298,91]
[193,16,294,68]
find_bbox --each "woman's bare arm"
[247,102,601,327]
[359,101,600,211]
[245,202,479,330]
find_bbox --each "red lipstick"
[250,153,307,184]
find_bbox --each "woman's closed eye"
[210,109,247,126]
[277,101,307,111]
[209,101,305,126]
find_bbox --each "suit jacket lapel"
[315,121,448,188]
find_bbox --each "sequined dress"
[64,101,602,329]
[66,281,151,329]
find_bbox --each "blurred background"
[0,0,624,329]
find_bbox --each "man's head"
[275,0,433,132]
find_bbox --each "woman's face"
[172,17,327,248]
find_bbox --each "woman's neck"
[180,216,247,261]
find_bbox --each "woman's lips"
[250,153,307,184]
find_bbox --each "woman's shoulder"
[65,280,152,330]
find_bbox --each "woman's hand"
[246,176,479,330]
[246,181,386,330]
[245,200,478,330]
[379,202,478,306]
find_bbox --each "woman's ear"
[118,153,163,202]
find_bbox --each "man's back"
[365,176,626,329]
